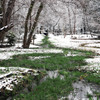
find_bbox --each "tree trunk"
[0,0,16,41]
[72,8,76,34]
[68,5,72,35]
[5,0,16,24]
[0,23,13,41]
[23,2,43,48]
[1,0,6,27]
[23,0,35,48]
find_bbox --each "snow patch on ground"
[85,43,100,48]
[0,67,39,91]
[0,49,63,60]
[49,34,100,52]
[68,80,100,100]
[49,34,100,71]
[28,56,51,60]
[85,56,100,63]
[0,34,63,60]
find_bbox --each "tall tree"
[23,1,43,48]
[0,0,16,41]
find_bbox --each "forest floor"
[0,33,100,100]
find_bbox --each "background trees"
[73,0,100,34]
[88,0,100,33]
[0,0,100,47]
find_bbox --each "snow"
[68,80,100,100]
[85,56,100,63]
[85,43,100,48]
[0,67,39,91]
[0,34,63,60]
[49,34,100,50]
[49,34,100,54]
[0,24,13,31]
[49,34,100,71]
[0,33,100,93]
[29,56,51,60]
[0,49,63,60]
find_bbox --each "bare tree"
[72,7,76,34]
[23,0,43,48]
[0,0,16,42]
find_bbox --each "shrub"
[6,32,16,46]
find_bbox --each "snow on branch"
[0,23,13,33]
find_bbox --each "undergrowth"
[40,36,55,48]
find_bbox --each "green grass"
[59,70,100,85]
[14,70,100,100]
[87,93,93,100]
[85,72,100,85]
[93,91,100,98]
[0,68,9,74]
[86,93,100,100]
[0,53,88,70]
[0,69,6,74]
[63,48,95,57]
[14,75,75,100]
